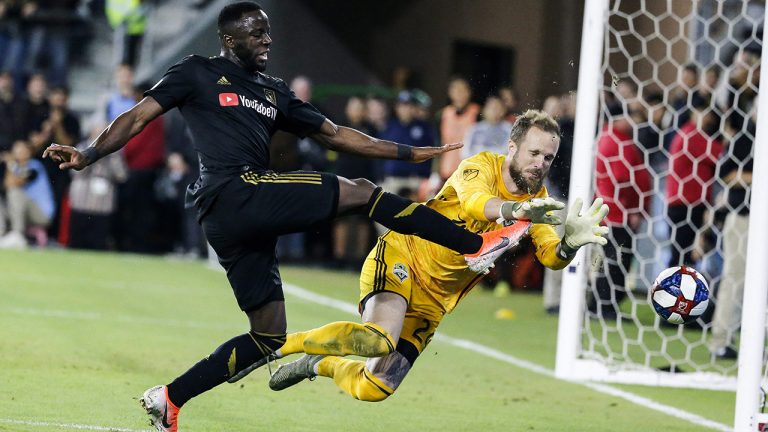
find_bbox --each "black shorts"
[201,171,340,312]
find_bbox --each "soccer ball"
[650,266,710,325]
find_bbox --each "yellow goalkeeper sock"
[280,321,395,357]
[317,356,394,402]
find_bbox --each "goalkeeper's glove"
[498,197,565,225]
[559,197,610,258]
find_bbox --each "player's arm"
[310,119,461,163]
[43,97,163,171]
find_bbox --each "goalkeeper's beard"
[508,156,545,194]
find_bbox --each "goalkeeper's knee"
[346,366,395,402]
[356,322,396,357]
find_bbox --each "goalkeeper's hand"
[560,197,610,255]
[499,197,565,225]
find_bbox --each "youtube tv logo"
[219,93,239,106]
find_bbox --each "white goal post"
[556,0,768,430]
[733,11,768,430]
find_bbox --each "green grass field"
[0,249,735,431]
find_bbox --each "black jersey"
[144,55,326,214]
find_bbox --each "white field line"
[1,281,731,431]
[281,283,731,432]
[0,418,144,431]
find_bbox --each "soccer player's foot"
[140,385,180,432]
[464,221,531,273]
[268,354,324,391]
[227,353,280,383]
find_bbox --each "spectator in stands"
[333,96,377,269]
[462,95,512,158]
[499,86,519,123]
[708,115,755,360]
[0,0,25,91]
[365,95,389,134]
[106,0,146,67]
[669,64,699,132]
[541,92,576,312]
[699,65,721,99]
[411,88,432,122]
[18,72,48,139]
[636,91,666,173]
[378,90,436,225]
[718,47,760,133]
[40,86,80,149]
[155,151,202,257]
[665,93,723,268]
[290,76,328,172]
[590,102,652,319]
[550,91,576,199]
[115,82,165,252]
[23,0,80,86]
[0,69,23,152]
[542,95,562,119]
[277,75,329,261]
[0,140,53,249]
[68,121,127,250]
[104,64,136,123]
[160,107,203,257]
[34,85,80,241]
[438,76,479,180]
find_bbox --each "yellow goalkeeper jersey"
[382,151,570,313]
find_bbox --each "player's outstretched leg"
[339,179,532,273]
[282,321,395,357]
[142,302,287,429]
[361,185,482,254]
[270,353,408,403]
[228,321,395,383]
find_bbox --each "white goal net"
[556,0,768,429]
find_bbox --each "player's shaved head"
[218,1,263,39]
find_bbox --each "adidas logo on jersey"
[217,76,231,85]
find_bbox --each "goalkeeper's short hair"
[510,109,561,143]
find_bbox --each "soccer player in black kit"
[44,3,554,430]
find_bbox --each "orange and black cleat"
[464,221,532,273]
[140,385,180,432]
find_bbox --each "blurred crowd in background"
[0,1,760,356]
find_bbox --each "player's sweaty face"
[231,11,272,72]
[508,127,559,193]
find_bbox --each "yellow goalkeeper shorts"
[358,236,444,357]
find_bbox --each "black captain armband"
[396,144,413,161]
[81,147,101,165]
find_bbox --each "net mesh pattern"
[579,0,761,384]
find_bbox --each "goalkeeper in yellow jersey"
[237,110,609,401]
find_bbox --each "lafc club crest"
[264,88,277,105]
[393,263,409,283]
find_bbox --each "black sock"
[366,188,482,254]
[166,331,285,407]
